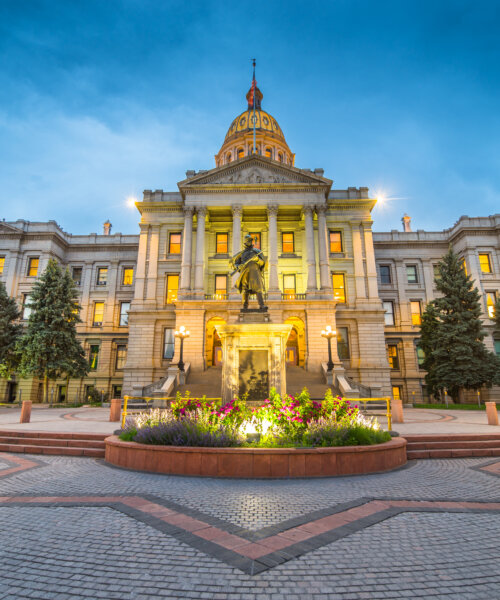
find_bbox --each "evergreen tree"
[419,248,500,401]
[0,281,22,378]
[17,259,89,402]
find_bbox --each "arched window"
[265,147,272,159]
[237,148,244,159]
[226,152,232,163]
[278,152,283,163]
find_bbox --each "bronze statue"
[230,234,267,309]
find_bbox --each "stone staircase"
[405,434,500,459]
[286,365,340,398]
[0,430,107,458]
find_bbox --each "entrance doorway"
[205,316,226,368]
[286,327,299,366]
[6,382,17,403]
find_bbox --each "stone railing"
[281,293,307,301]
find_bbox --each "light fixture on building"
[320,325,336,372]
[174,325,190,372]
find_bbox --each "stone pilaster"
[230,205,242,299]
[193,206,207,295]
[134,224,149,301]
[352,223,367,300]
[267,204,280,299]
[146,225,160,302]
[316,205,332,292]
[303,206,318,293]
[362,224,378,299]
[179,207,194,293]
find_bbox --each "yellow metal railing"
[120,396,222,429]
[354,397,392,431]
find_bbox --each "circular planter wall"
[105,436,407,478]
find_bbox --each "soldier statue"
[230,234,267,310]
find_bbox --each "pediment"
[0,222,22,235]
[178,156,332,190]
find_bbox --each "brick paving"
[0,453,499,598]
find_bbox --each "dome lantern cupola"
[215,75,295,168]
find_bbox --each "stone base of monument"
[215,321,292,403]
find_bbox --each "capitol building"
[1,82,499,405]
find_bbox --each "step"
[407,448,500,460]
[0,430,107,441]
[0,436,106,449]
[407,440,500,451]
[0,443,105,458]
[404,434,500,443]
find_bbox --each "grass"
[417,402,500,411]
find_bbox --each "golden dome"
[224,108,286,144]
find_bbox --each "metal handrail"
[353,397,392,431]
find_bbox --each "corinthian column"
[193,206,207,294]
[267,204,280,298]
[179,206,194,292]
[303,205,317,293]
[230,205,242,298]
[316,205,332,292]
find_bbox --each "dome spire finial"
[246,58,262,110]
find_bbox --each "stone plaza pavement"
[0,406,499,599]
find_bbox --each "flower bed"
[104,389,407,477]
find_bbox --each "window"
[282,232,294,253]
[383,301,395,325]
[96,267,108,286]
[249,232,261,249]
[392,386,402,401]
[112,385,122,399]
[237,148,244,159]
[216,233,229,254]
[122,268,133,285]
[459,257,467,275]
[169,233,182,255]
[337,327,350,359]
[433,264,441,281]
[27,257,39,277]
[410,300,422,326]
[379,265,391,285]
[278,152,283,162]
[226,152,232,163]
[0,256,5,275]
[215,274,227,297]
[406,265,418,284]
[119,302,130,326]
[166,274,179,304]
[332,273,346,303]
[89,345,100,370]
[72,267,82,286]
[329,231,343,253]
[486,292,497,319]
[163,328,175,359]
[22,294,32,320]
[283,274,296,297]
[387,344,400,370]
[495,340,500,357]
[93,302,104,326]
[115,345,127,370]
[265,147,272,159]
[479,253,492,273]
[415,342,425,369]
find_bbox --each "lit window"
[166,274,179,304]
[237,148,244,159]
[379,265,391,285]
[0,257,5,275]
[459,258,467,275]
[337,327,350,359]
[479,253,492,273]
[410,301,422,326]
[96,267,108,286]
[486,292,497,319]
[72,267,82,286]
[164,328,175,359]
[115,345,127,370]
[387,344,400,370]
[332,273,346,303]
[383,301,395,325]
[215,274,227,297]
[283,274,296,298]
[119,302,130,326]
[278,152,283,162]
[406,265,418,284]
[282,232,294,254]
[93,302,104,326]
[122,268,133,285]
[392,386,402,401]
[89,345,100,370]
[329,231,343,253]
[265,147,272,158]
[27,257,39,277]
[22,294,32,320]
[169,233,182,255]
[226,152,232,163]
[216,233,229,254]
[415,342,425,369]
[249,232,261,249]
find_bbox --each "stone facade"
[0,87,499,404]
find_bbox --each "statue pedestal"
[215,323,292,403]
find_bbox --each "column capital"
[183,206,195,216]
[267,204,279,216]
[316,204,328,215]
[196,206,208,217]
[232,204,243,217]
[302,205,314,217]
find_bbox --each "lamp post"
[174,325,190,372]
[321,325,336,372]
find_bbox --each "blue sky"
[0,0,499,234]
